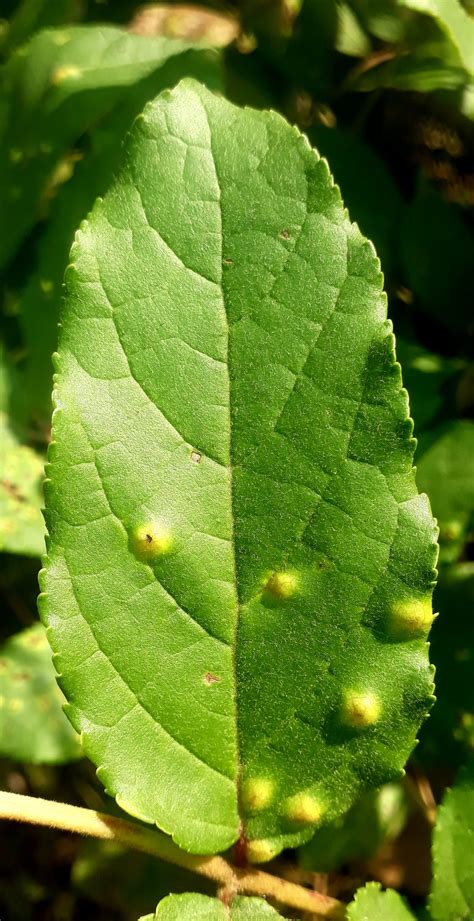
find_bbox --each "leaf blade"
[41,80,437,856]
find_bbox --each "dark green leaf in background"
[430,758,474,921]
[0,25,221,271]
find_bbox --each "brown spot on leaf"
[203,672,220,685]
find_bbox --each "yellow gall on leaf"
[285,792,323,825]
[264,570,298,601]
[390,598,434,638]
[131,522,172,561]
[342,690,381,728]
[242,777,275,814]
[246,838,281,864]
[51,65,81,85]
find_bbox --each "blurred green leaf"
[0,623,81,764]
[417,563,474,768]
[335,3,371,57]
[0,411,45,557]
[72,839,212,920]
[150,894,284,920]
[16,44,222,426]
[0,0,81,56]
[399,182,474,336]
[299,781,410,872]
[308,124,402,276]
[416,421,474,563]
[347,882,416,919]
[430,757,474,921]
[400,0,474,77]
[0,25,221,270]
[396,339,466,433]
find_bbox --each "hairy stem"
[0,792,345,918]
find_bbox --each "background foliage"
[0,0,473,918]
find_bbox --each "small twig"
[0,792,346,918]
[404,773,437,827]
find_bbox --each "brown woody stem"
[0,791,345,918]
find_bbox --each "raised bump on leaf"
[341,691,381,728]
[131,521,173,560]
[242,777,275,813]
[246,838,281,864]
[264,571,298,601]
[285,793,324,825]
[390,598,434,638]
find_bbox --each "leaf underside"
[41,80,437,857]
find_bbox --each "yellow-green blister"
[131,521,173,561]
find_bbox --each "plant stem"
[0,792,345,918]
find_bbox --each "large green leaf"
[0,25,220,269]
[0,411,45,557]
[41,81,437,857]
[16,46,222,426]
[148,893,283,920]
[0,623,81,763]
[430,758,474,921]
[347,882,415,920]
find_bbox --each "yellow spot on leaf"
[285,792,323,825]
[264,571,298,601]
[242,777,274,813]
[9,698,23,712]
[40,279,54,295]
[246,838,280,864]
[51,65,81,85]
[391,598,434,637]
[131,521,172,560]
[342,690,381,728]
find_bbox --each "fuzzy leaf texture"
[146,893,283,920]
[430,758,474,921]
[40,81,438,858]
[347,882,416,920]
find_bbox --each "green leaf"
[347,882,416,920]
[416,421,474,564]
[0,0,81,57]
[0,25,221,270]
[400,0,474,77]
[417,563,474,768]
[299,781,410,872]
[41,80,437,858]
[430,758,474,921]
[149,894,283,920]
[0,411,45,557]
[16,45,222,426]
[0,623,81,763]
